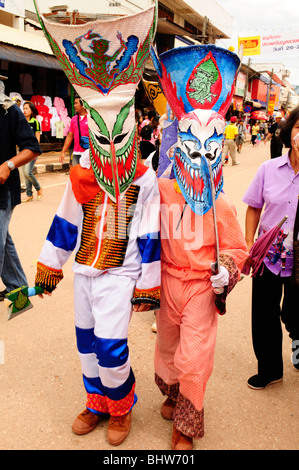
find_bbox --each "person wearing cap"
[264,112,284,159]
[222,116,239,165]
[0,77,41,301]
[251,122,260,146]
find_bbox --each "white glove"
[210,265,229,290]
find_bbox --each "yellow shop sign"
[238,36,261,56]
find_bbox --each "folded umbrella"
[242,215,288,277]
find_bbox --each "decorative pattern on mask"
[151,45,240,215]
[33,0,157,203]
[174,109,225,215]
[85,99,137,200]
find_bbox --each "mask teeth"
[176,154,222,203]
[90,137,136,191]
[110,141,120,210]
[213,163,223,194]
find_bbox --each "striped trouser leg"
[74,272,137,416]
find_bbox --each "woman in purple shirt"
[243,106,299,389]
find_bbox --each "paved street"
[0,140,298,450]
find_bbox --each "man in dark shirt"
[264,113,284,159]
[0,77,41,300]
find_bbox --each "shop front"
[0,24,73,149]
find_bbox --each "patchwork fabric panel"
[75,185,140,269]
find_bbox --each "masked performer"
[151,45,248,450]
[33,1,160,446]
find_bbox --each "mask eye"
[96,135,110,146]
[190,151,201,159]
[205,145,220,162]
[113,132,128,144]
[184,142,200,159]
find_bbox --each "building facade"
[0,1,233,121]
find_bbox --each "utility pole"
[71,10,79,25]
[285,90,291,111]
[266,68,274,114]
[243,57,251,108]
[202,16,209,44]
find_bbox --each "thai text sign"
[261,31,299,56]
[239,31,299,57]
[235,71,246,96]
[238,36,261,56]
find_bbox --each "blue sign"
[0,1,4,7]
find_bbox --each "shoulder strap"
[77,114,81,138]
[294,196,299,241]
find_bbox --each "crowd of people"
[222,112,285,165]
[1,70,299,450]
[136,109,161,171]
[12,97,43,202]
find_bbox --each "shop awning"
[0,24,52,53]
[157,18,193,37]
[0,24,61,70]
[0,43,61,70]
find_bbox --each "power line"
[122,0,143,10]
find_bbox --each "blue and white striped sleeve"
[132,171,161,307]
[35,180,80,292]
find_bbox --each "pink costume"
[151,45,248,440]
[156,180,248,437]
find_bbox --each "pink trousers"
[155,271,218,438]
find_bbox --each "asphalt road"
[0,140,298,450]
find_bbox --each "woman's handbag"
[77,115,89,150]
[291,196,299,285]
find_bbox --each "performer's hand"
[38,290,52,299]
[132,303,152,312]
[210,265,229,289]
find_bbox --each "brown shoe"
[171,424,193,450]
[161,397,176,420]
[107,411,132,446]
[72,408,102,435]
[22,195,33,203]
[37,188,43,200]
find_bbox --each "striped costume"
[35,161,160,417]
